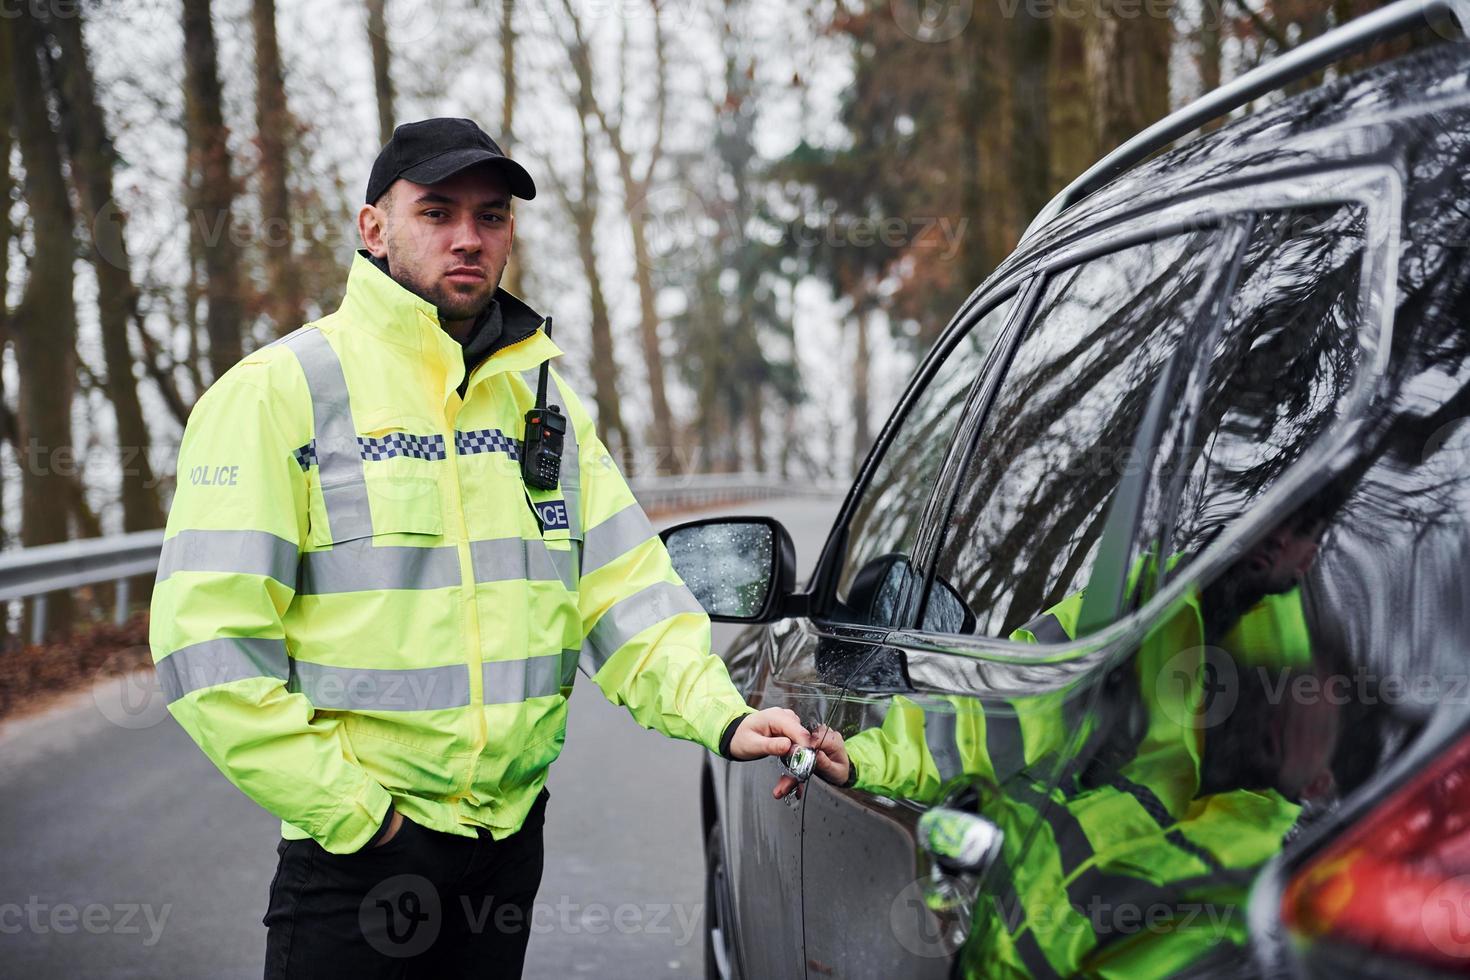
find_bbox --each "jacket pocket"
[308,476,443,548]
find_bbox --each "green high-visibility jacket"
[150,253,752,853]
[844,585,1311,977]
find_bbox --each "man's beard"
[388,257,498,322]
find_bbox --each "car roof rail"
[1019,0,1470,241]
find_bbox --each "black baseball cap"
[366,117,536,204]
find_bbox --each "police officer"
[150,118,808,978]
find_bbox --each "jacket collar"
[339,250,561,392]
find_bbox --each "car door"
[712,281,1018,980]
[800,217,1255,979]
[717,277,1020,979]
[714,621,827,979]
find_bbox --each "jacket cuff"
[366,803,397,849]
[719,711,756,760]
[843,758,859,788]
[322,782,394,854]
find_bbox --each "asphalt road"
[0,495,841,979]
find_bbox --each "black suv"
[663,3,1470,978]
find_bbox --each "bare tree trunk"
[182,0,244,383]
[949,18,1014,341]
[851,306,871,468]
[366,0,395,147]
[499,0,523,296]
[747,390,765,474]
[779,403,796,482]
[545,18,633,472]
[1197,1,1223,129]
[9,10,78,639]
[47,5,165,590]
[1049,12,1093,189]
[252,0,303,335]
[579,229,631,470]
[1091,0,1174,153]
[570,120,632,471]
[0,17,11,651]
[1011,7,1052,227]
[625,211,677,469]
[560,0,677,470]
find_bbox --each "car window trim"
[884,163,1403,668]
[806,279,1028,616]
[901,274,1046,627]
[1152,213,1257,592]
[911,220,1246,636]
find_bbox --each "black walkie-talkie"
[521,317,566,490]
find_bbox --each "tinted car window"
[1157,205,1366,584]
[832,298,1014,628]
[929,229,1235,638]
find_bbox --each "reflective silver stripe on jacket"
[281,329,373,542]
[156,636,291,702]
[482,648,579,704]
[298,540,461,594]
[581,503,657,576]
[580,580,704,674]
[289,660,471,711]
[297,537,571,594]
[469,536,566,585]
[924,709,965,783]
[156,529,299,589]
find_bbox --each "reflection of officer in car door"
[777,490,1348,977]
[787,491,1344,801]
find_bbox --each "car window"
[830,298,1015,629]
[1126,202,1417,803]
[812,204,1392,977]
[957,200,1384,973]
[925,228,1237,638]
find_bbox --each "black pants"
[264,788,548,979]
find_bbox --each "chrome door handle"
[917,807,1004,874]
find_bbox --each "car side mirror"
[846,553,977,633]
[660,516,797,623]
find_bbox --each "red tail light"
[1283,732,1470,970]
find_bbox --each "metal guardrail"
[629,472,846,513]
[0,529,165,643]
[0,475,842,645]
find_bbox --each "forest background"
[1,0,1405,640]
